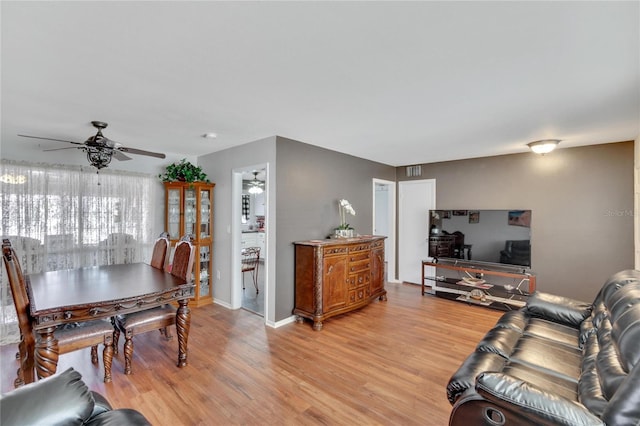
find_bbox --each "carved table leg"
[312,320,323,331]
[379,294,388,301]
[35,326,59,380]
[176,299,191,368]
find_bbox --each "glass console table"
[422,258,536,310]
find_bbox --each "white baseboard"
[266,315,297,328]
[213,299,233,309]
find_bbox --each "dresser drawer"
[349,260,370,273]
[324,246,348,256]
[349,243,371,253]
[348,271,370,289]
[348,286,371,305]
[349,252,370,262]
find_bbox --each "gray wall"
[275,137,396,320]
[197,136,277,313]
[399,141,634,302]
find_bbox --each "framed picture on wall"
[469,211,480,223]
[508,210,531,227]
[452,210,468,216]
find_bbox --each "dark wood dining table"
[26,263,195,379]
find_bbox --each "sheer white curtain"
[0,160,158,344]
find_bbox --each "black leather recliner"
[499,239,531,266]
[0,367,151,426]
[447,269,640,425]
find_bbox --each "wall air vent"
[406,165,422,177]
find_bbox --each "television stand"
[421,258,536,311]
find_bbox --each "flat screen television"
[428,209,532,268]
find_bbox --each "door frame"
[372,178,398,282]
[231,163,269,322]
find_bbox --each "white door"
[398,179,436,284]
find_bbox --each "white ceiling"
[1,1,638,168]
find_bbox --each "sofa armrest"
[526,291,592,327]
[476,372,604,426]
[0,368,94,426]
[90,391,113,419]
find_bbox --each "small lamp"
[527,139,561,155]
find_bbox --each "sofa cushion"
[502,363,578,402]
[524,318,581,349]
[526,291,592,328]
[0,368,94,426]
[509,335,582,381]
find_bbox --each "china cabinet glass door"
[184,188,196,237]
[167,189,182,239]
[199,189,211,239]
[199,245,210,297]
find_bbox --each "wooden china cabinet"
[164,181,215,307]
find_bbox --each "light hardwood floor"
[0,282,502,425]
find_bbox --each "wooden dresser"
[293,236,387,330]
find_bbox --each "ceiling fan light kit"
[18,121,166,171]
[247,171,264,194]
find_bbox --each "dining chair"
[241,247,261,294]
[112,231,171,355]
[2,239,115,386]
[149,232,170,270]
[113,235,195,375]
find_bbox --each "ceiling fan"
[248,171,264,194]
[18,121,166,170]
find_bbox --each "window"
[0,160,158,344]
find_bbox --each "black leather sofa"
[447,269,640,425]
[0,367,151,425]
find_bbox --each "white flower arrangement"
[337,199,356,230]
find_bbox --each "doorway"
[398,179,436,284]
[234,165,267,317]
[372,179,397,282]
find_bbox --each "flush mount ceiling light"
[527,139,561,155]
[202,133,217,139]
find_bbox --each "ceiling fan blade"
[18,134,84,145]
[42,146,83,152]
[113,150,132,161]
[118,147,166,159]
